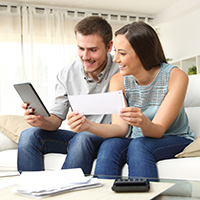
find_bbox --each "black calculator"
[112,178,150,192]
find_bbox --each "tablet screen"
[14,82,50,117]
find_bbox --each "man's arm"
[67,72,129,138]
[22,103,63,131]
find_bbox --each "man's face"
[76,32,112,79]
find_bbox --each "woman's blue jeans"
[94,136,193,179]
[17,127,104,174]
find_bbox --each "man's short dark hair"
[74,16,113,47]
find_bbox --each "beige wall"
[154,0,200,60]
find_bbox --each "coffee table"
[0,174,200,200]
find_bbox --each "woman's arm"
[119,68,188,138]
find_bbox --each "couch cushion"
[157,157,200,181]
[184,75,200,139]
[44,153,66,170]
[0,150,67,172]
[1,149,200,181]
[0,149,18,171]
[185,107,200,138]
[0,130,18,151]
[184,74,200,107]
[0,115,31,143]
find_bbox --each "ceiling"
[4,0,179,16]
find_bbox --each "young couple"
[18,16,194,179]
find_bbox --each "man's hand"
[67,111,88,132]
[22,103,45,127]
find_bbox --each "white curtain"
[0,6,23,115]
[0,4,133,115]
[0,5,80,115]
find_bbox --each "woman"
[67,22,194,179]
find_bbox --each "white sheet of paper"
[14,168,102,198]
[68,90,125,115]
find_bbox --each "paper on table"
[14,168,102,198]
[68,90,125,115]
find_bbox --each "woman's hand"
[67,111,88,133]
[119,107,147,128]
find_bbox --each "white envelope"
[68,90,125,115]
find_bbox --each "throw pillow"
[175,137,200,158]
[0,115,31,143]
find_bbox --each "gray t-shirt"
[50,53,119,124]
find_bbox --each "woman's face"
[113,34,143,76]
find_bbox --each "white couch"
[1,75,200,181]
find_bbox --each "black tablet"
[14,82,50,117]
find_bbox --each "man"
[17,16,119,174]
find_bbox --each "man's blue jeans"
[94,136,193,179]
[17,127,104,174]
